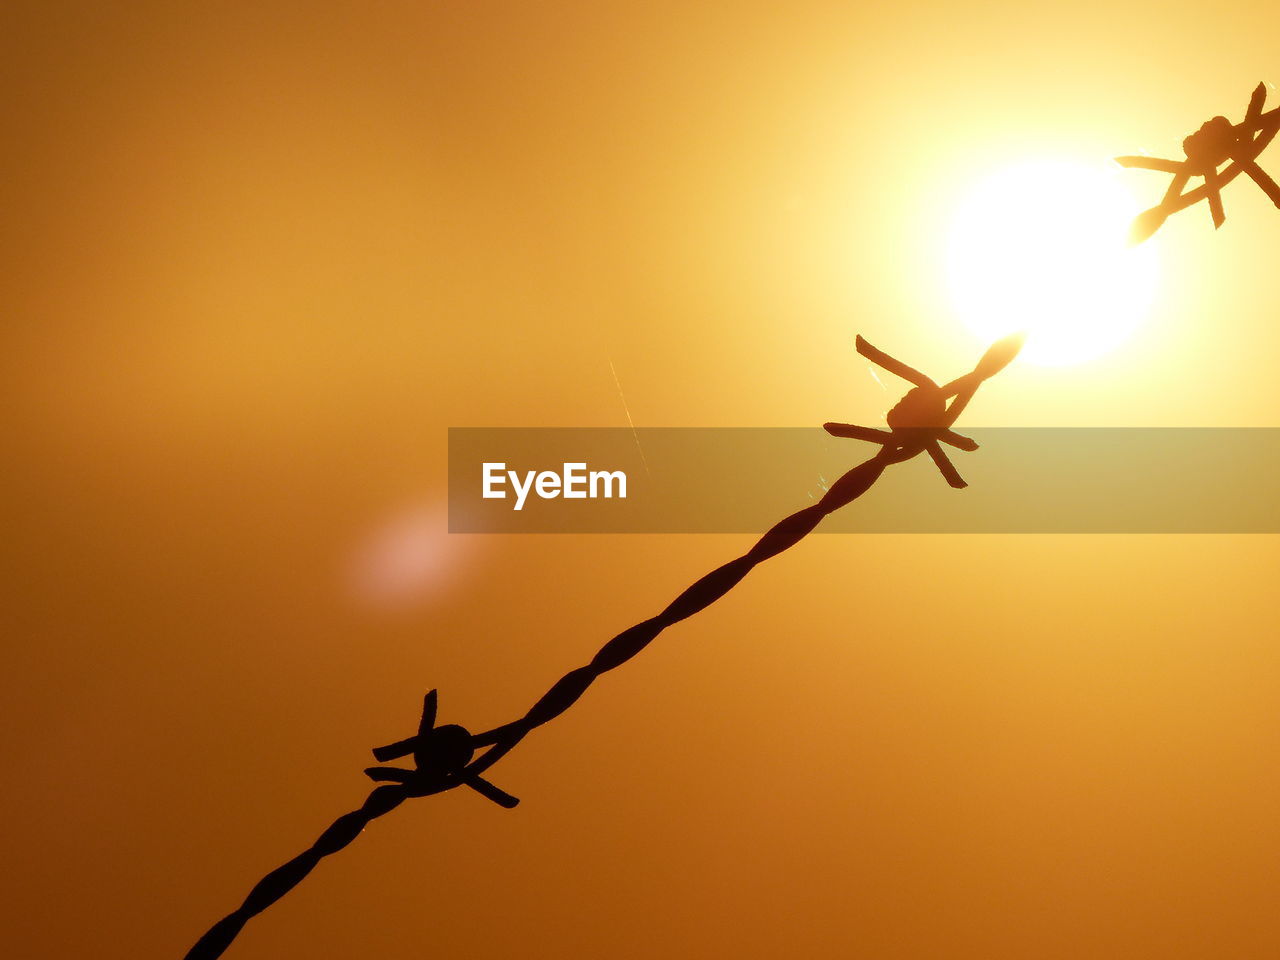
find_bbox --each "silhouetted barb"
[1117,81,1280,243]
[823,333,1023,489]
[185,694,516,960]
[186,333,1022,960]
[366,690,520,807]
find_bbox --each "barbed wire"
[184,334,1020,960]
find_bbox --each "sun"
[944,158,1160,366]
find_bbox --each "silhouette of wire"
[185,786,408,959]
[185,334,1021,959]
[464,445,913,777]
[184,447,906,960]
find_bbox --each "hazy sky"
[5,2,1280,957]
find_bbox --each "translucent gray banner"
[448,428,1280,533]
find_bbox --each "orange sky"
[5,2,1280,957]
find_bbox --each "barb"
[1117,81,1280,242]
[185,333,1022,960]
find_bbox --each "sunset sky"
[6,2,1280,957]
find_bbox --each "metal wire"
[184,330,1024,958]
[183,444,913,960]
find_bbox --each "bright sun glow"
[945,159,1159,366]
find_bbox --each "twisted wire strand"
[186,441,916,960]
[186,785,410,960]
[466,443,914,775]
